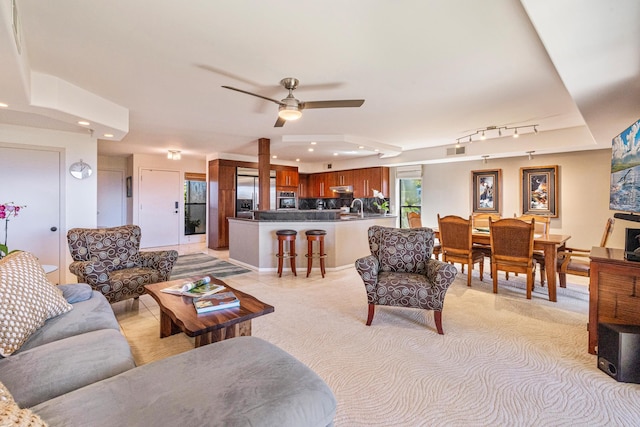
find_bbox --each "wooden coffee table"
[144,275,274,348]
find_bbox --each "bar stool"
[305,229,327,278]
[275,229,297,277]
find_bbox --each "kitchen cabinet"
[298,174,309,197]
[276,168,298,190]
[353,167,389,199]
[333,170,353,187]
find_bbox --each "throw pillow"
[84,226,141,270]
[0,251,73,357]
[379,228,433,274]
[0,381,48,427]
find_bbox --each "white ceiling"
[1,0,638,166]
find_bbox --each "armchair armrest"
[355,255,379,304]
[139,250,179,280]
[557,247,591,273]
[425,259,458,298]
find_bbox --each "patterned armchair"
[355,226,458,334]
[67,225,179,303]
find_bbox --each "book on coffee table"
[193,291,240,314]
[161,276,225,298]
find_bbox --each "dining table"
[433,228,571,302]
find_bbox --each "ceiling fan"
[222,77,365,127]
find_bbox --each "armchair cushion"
[379,227,433,274]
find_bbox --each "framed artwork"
[126,176,132,198]
[472,169,501,213]
[520,165,558,217]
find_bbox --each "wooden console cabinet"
[589,246,640,354]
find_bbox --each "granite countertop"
[230,209,395,222]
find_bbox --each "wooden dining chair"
[407,212,441,260]
[471,213,502,276]
[437,214,484,286]
[489,217,536,299]
[557,217,614,287]
[515,214,551,286]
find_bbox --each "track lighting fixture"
[167,150,181,160]
[482,155,489,164]
[453,124,539,146]
[527,150,534,160]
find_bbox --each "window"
[185,173,206,235]
[399,178,421,228]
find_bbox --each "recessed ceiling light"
[272,155,277,159]
[374,149,379,152]
[78,120,90,126]
[310,141,317,145]
[296,158,300,162]
[0,102,8,108]
[103,133,114,138]
[358,146,364,149]
[308,148,314,152]
[333,153,339,156]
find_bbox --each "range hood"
[329,185,353,193]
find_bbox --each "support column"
[258,138,271,211]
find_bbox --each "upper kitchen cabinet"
[352,167,389,198]
[275,168,299,191]
[298,173,309,197]
[333,169,353,187]
[309,172,338,197]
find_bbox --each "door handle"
[50,226,57,232]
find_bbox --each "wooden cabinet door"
[353,167,389,198]
[298,174,309,197]
[276,169,299,190]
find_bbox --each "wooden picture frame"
[472,169,501,214]
[126,176,132,198]
[520,165,558,217]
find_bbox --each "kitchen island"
[228,210,396,272]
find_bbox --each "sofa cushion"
[17,290,119,354]
[58,283,93,304]
[379,228,432,274]
[84,227,141,269]
[0,381,47,426]
[32,336,336,427]
[0,251,73,357]
[0,329,135,408]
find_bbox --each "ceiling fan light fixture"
[278,105,302,121]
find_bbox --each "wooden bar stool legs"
[305,229,327,278]
[276,230,297,277]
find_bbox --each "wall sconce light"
[481,155,489,164]
[453,123,539,146]
[167,150,181,160]
[527,150,534,160]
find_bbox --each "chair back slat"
[407,212,422,229]
[438,215,472,255]
[472,213,502,230]
[489,218,535,262]
[515,214,550,237]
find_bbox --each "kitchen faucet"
[350,198,364,218]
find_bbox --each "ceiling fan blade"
[274,116,286,127]
[221,86,283,105]
[301,100,365,110]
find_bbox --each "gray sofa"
[0,284,336,426]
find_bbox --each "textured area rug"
[221,268,640,426]
[170,253,250,279]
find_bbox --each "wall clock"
[69,160,93,180]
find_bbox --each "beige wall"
[420,148,628,249]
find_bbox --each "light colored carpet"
[223,268,640,426]
[119,264,640,426]
[170,253,250,279]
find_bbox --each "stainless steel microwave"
[277,191,297,209]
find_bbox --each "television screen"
[610,118,640,212]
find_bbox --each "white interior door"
[97,169,125,228]
[0,145,61,284]
[138,169,180,248]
